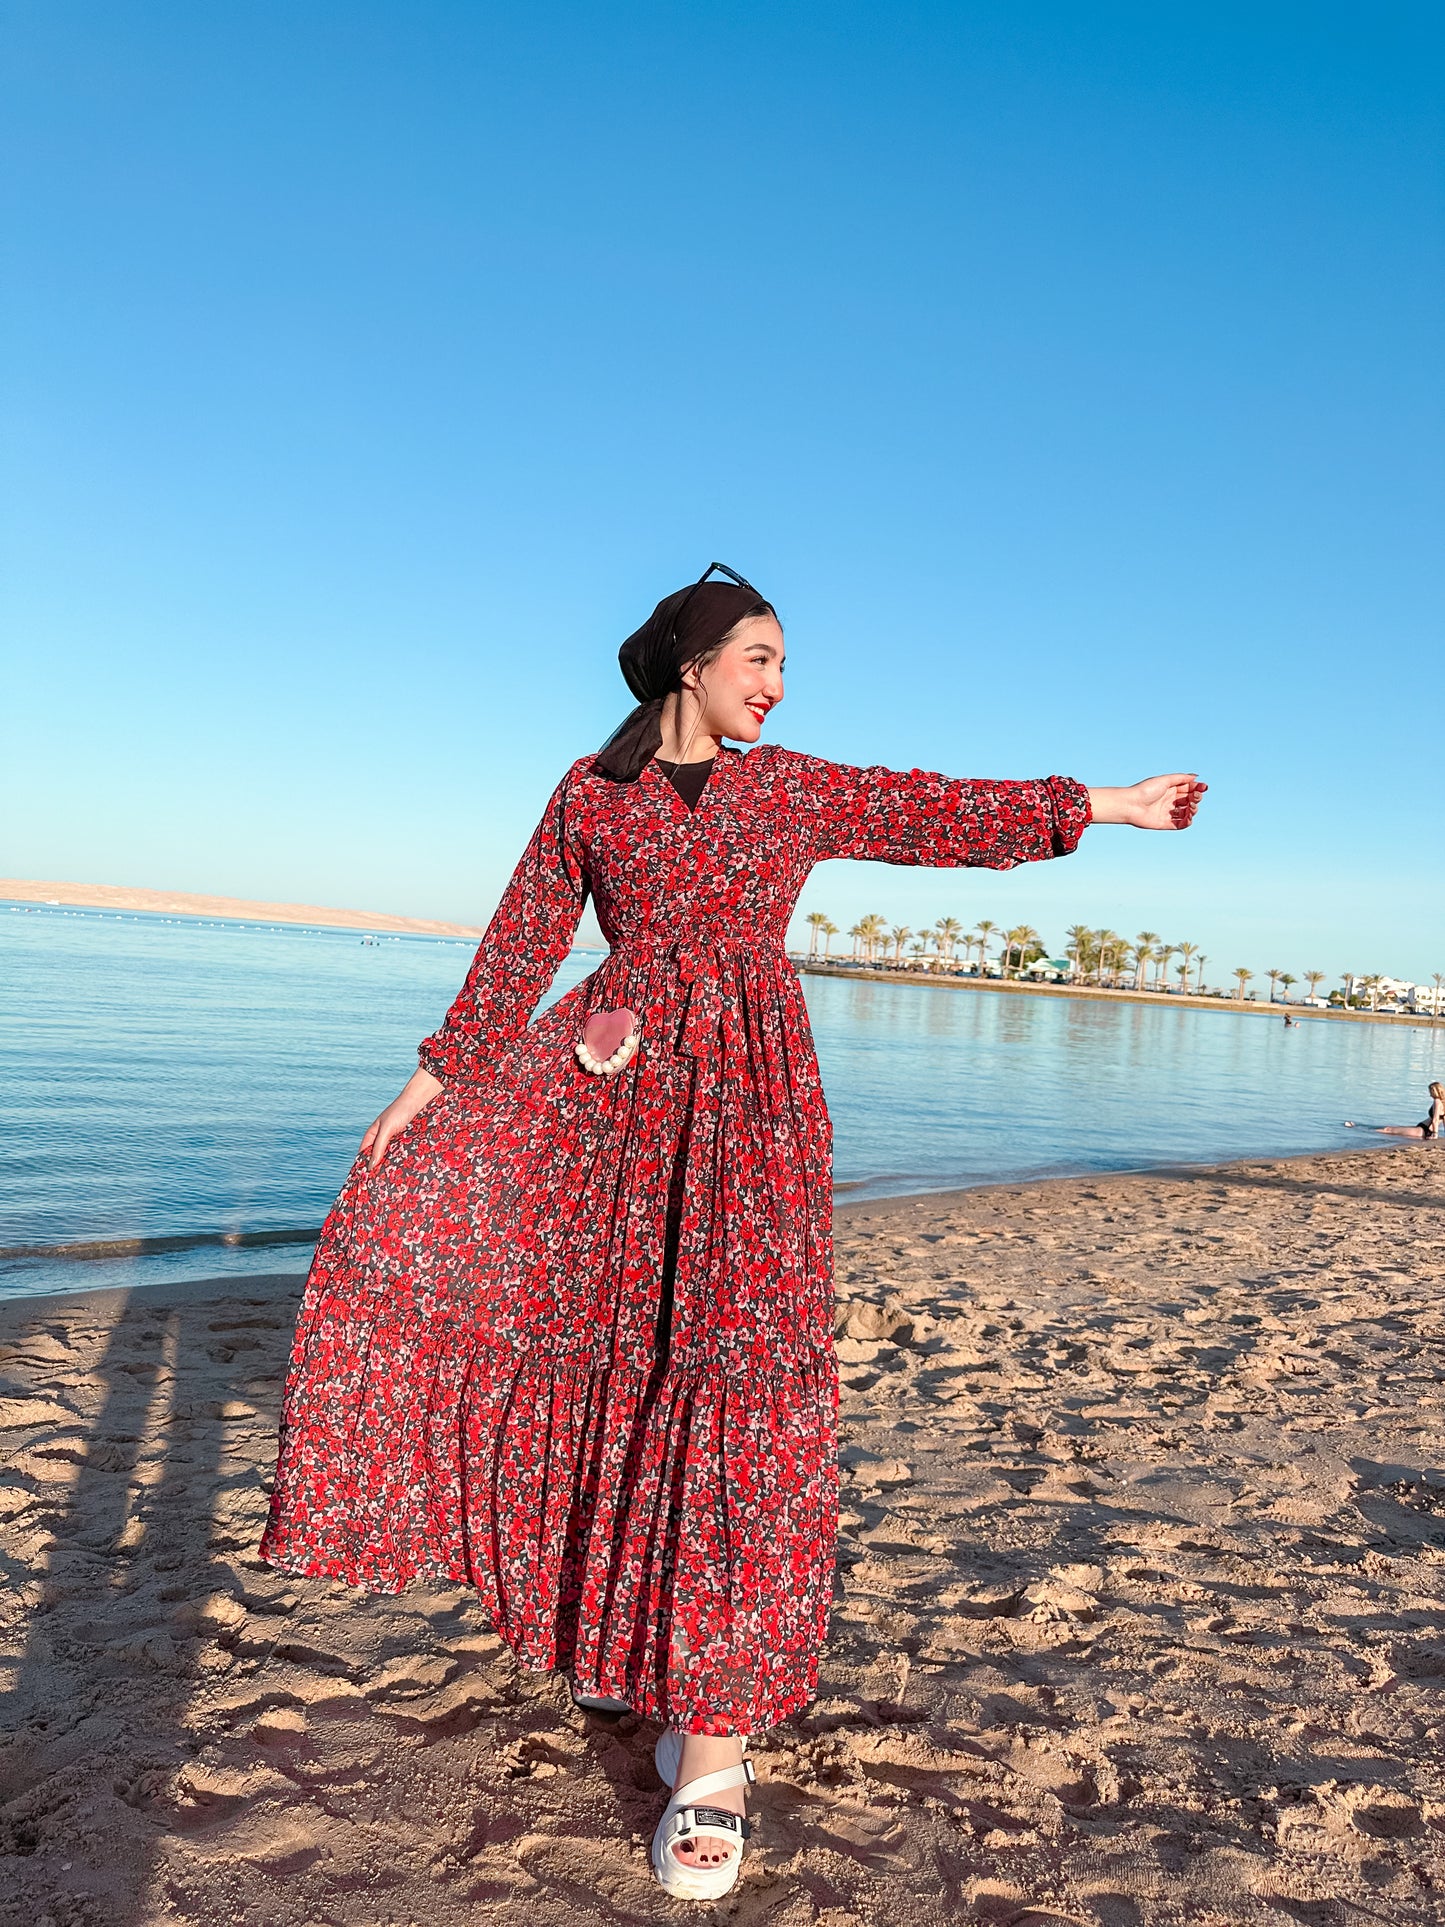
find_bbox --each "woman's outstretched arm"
[781,751,1205,870]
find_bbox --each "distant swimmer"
[1345,1081,1445,1139]
[1282,1013,1298,1027]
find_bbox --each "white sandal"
[650,1728,755,1900]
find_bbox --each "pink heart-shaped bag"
[576,1006,641,1076]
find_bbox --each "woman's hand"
[360,1068,444,1171]
[1087,774,1206,831]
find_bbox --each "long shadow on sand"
[0,1279,298,1923]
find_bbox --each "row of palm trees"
[802,915,1213,988]
[1064,927,1206,993]
[1219,967,1445,1007]
[801,916,1442,1010]
[804,912,1049,976]
[1227,966,1320,1002]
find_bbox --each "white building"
[1357,976,1444,1014]
[1023,956,1074,984]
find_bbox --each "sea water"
[3,903,1441,1300]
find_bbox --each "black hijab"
[592,566,776,781]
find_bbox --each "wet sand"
[3,1142,1443,1925]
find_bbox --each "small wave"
[0,1226,324,1263]
[832,1172,943,1195]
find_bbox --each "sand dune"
[1,878,485,939]
[2,1142,1443,1924]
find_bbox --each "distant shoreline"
[3,1137,1425,1300]
[1,878,487,939]
[797,958,1442,1027]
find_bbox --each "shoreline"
[8,886,1431,1027]
[2,1138,1427,1314]
[834,1132,1424,1220]
[798,958,1441,1027]
[2,878,487,939]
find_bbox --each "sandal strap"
[668,1804,752,1843]
[668,1761,754,1806]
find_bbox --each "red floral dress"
[260,745,1090,1734]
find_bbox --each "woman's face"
[684,615,785,745]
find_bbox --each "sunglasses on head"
[667,561,759,646]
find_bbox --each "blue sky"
[4,2,1441,986]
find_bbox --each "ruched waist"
[595,933,790,1087]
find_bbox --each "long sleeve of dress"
[782,750,1092,869]
[418,769,589,1082]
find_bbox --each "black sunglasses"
[667,561,760,646]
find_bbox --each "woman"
[1345,1081,1445,1139]
[260,564,1206,1900]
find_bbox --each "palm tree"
[1133,932,1160,990]
[1233,967,1253,1001]
[1278,973,1297,1003]
[1096,929,1125,988]
[848,920,866,961]
[1342,971,1357,1008]
[975,919,999,977]
[863,914,889,963]
[821,919,839,959]
[1303,969,1326,1003]
[889,924,913,964]
[805,911,829,960]
[1265,969,1283,1003]
[1175,960,1191,991]
[909,937,929,965]
[1176,941,1199,994]
[934,916,962,967]
[1194,953,1207,994]
[1359,974,1383,1012]
[1064,924,1094,983]
[1154,942,1178,992]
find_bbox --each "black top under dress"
[654,755,716,810]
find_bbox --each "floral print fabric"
[260,745,1090,1733]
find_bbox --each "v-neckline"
[644,744,738,822]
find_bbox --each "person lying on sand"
[1345,1081,1445,1139]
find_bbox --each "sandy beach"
[3,1142,1443,1926]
